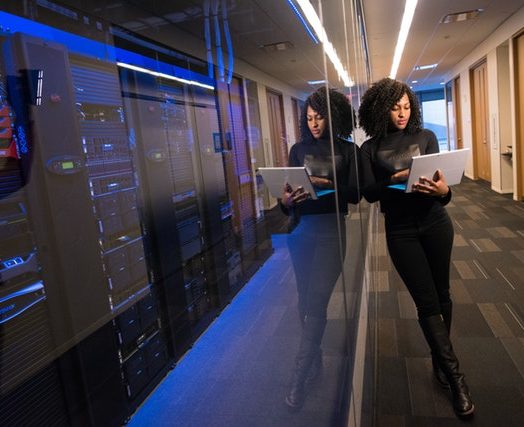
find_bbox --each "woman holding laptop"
[358,77,474,417]
[280,87,360,410]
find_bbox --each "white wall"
[487,49,500,190]
[458,69,475,179]
[496,44,514,193]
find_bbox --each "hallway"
[127,178,524,426]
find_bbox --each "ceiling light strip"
[389,0,418,79]
[294,0,353,87]
[116,62,215,90]
[414,63,437,71]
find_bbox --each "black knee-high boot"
[285,316,326,409]
[432,302,452,388]
[419,315,474,417]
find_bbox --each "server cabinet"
[4,32,111,349]
[2,31,169,425]
[215,77,271,293]
[68,55,151,313]
[0,32,72,425]
[66,47,169,416]
[0,361,70,426]
[0,56,56,396]
[119,69,191,355]
[119,67,230,355]
[189,86,233,305]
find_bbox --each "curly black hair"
[299,87,356,142]
[358,77,422,139]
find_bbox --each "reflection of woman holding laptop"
[358,78,474,417]
[280,87,359,410]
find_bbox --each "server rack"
[2,32,169,424]
[0,4,273,423]
[68,54,168,410]
[3,32,112,349]
[0,71,52,391]
[215,77,271,294]
[0,46,63,418]
[119,65,231,356]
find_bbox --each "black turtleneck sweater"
[287,137,360,215]
[360,129,451,217]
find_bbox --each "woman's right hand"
[390,168,409,183]
[281,183,310,208]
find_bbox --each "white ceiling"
[364,0,524,90]
[63,0,524,94]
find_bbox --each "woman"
[281,87,360,410]
[358,77,474,417]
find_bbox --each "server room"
[1,1,524,426]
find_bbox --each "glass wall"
[0,1,371,426]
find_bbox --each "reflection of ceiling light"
[307,80,326,85]
[116,62,215,90]
[292,0,354,87]
[414,63,438,71]
[286,0,319,44]
[411,80,418,83]
[261,41,294,52]
[390,0,418,79]
[441,9,483,24]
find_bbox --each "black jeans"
[385,205,454,319]
[287,213,346,320]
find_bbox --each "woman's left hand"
[309,176,333,188]
[412,169,450,197]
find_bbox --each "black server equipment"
[68,54,169,409]
[118,68,191,355]
[118,62,231,356]
[69,55,150,312]
[0,361,70,426]
[215,77,269,294]
[162,81,231,328]
[114,291,168,409]
[189,85,232,307]
[0,45,58,399]
[3,32,112,350]
[1,31,72,426]
[2,30,169,424]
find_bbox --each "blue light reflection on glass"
[0,11,214,90]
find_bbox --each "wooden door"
[291,97,301,145]
[471,61,491,181]
[266,89,288,167]
[453,77,463,149]
[516,32,524,199]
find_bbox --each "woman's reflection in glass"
[280,87,360,410]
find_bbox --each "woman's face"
[307,105,326,139]
[389,93,411,130]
